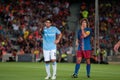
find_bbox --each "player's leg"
[43,50,51,79]
[51,49,57,80]
[84,50,91,78]
[72,51,83,78]
[86,58,91,78]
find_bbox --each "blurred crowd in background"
[0,0,120,63]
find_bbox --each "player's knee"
[86,59,91,64]
[51,59,56,62]
[45,61,50,63]
[52,61,56,65]
[76,60,81,64]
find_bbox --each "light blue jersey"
[43,26,61,50]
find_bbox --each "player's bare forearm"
[81,29,87,37]
[81,29,90,38]
[55,33,62,44]
[76,39,79,47]
[40,27,44,35]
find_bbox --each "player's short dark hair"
[45,19,52,23]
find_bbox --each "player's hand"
[55,39,60,44]
[81,25,84,30]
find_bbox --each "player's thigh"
[50,49,57,60]
[76,50,83,58]
[84,50,91,59]
[43,50,50,61]
[76,51,83,63]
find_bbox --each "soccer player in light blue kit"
[42,19,62,80]
[72,18,92,78]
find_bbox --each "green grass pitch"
[0,62,120,80]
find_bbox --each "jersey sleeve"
[55,27,61,34]
[86,28,92,36]
[86,31,90,35]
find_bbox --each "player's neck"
[46,26,51,28]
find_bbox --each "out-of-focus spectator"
[23,29,29,39]
[99,47,108,64]
[17,48,25,55]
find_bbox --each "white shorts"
[43,49,56,61]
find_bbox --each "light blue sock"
[45,63,51,76]
[52,62,57,76]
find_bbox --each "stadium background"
[0,0,120,80]
[0,0,120,63]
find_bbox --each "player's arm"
[76,39,79,47]
[55,33,62,44]
[39,27,44,35]
[81,29,90,38]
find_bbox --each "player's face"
[45,21,52,27]
[81,20,87,28]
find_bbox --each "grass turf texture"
[0,62,120,80]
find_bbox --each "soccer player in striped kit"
[41,19,62,80]
[72,18,92,78]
